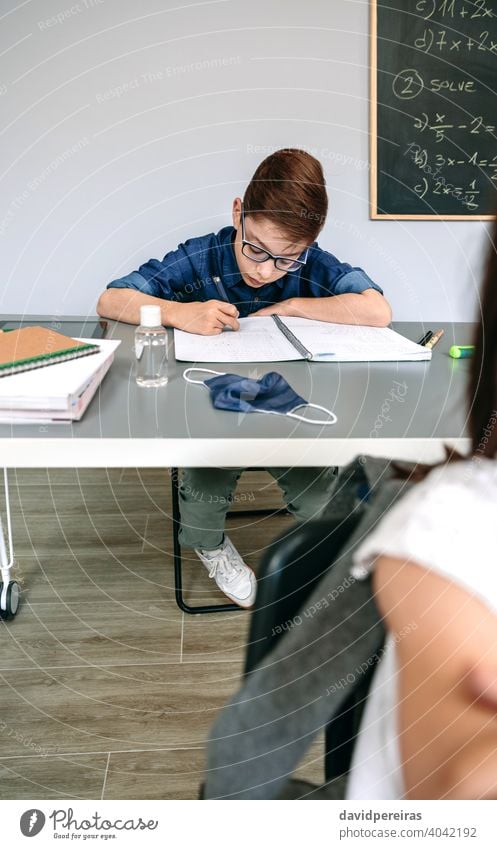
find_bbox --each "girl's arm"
[373,556,497,799]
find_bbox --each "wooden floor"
[0,469,324,799]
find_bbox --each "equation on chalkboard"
[371,0,497,219]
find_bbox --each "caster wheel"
[0,581,20,620]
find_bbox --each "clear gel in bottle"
[135,305,168,387]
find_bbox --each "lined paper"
[174,317,431,363]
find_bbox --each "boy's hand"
[171,300,240,335]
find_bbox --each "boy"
[97,149,391,608]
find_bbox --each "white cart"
[0,469,20,619]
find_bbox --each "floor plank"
[0,662,244,758]
[0,598,182,670]
[0,755,108,800]
[103,748,205,800]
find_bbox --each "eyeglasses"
[240,204,309,272]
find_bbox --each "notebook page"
[281,319,431,362]
[174,318,301,362]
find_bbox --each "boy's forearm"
[288,291,392,327]
[96,288,180,326]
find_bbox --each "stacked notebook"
[0,326,102,376]
[0,327,120,423]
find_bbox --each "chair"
[244,516,378,786]
[170,467,289,614]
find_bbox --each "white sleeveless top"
[346,457,497,800]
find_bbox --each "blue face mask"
[183,368,337,426]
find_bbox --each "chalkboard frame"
[370,0,496,220]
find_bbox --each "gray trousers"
[178,467,338,550]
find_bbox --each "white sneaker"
[195,535,257,608]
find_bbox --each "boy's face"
[231,198,309,289]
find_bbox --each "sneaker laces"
[207,549,242,584]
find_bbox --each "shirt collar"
[219,226,242,288]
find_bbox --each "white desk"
[0,317,472,467]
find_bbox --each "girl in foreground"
[347,218,497,799]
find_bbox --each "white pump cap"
[139,305,162,328]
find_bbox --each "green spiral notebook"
[0,326,100,378]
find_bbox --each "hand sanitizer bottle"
[135,305,168,387]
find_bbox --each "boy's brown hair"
[243,148,328,244]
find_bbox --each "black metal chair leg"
[171,469,291,615]
[171,468,240,614]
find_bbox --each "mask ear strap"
[183,367,226,385]
[287,403,337,426]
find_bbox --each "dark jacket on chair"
[204,455,415,799]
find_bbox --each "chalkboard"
[371,0,497,219]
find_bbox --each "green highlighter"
[449,345,475,359]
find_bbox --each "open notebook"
[174,316,432,363]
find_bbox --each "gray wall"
[0,0,489,321]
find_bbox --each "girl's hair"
[399,217,497,481]
[243,148,328,244]
[468,217,497,457]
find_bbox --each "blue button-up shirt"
[107,226,382,317]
